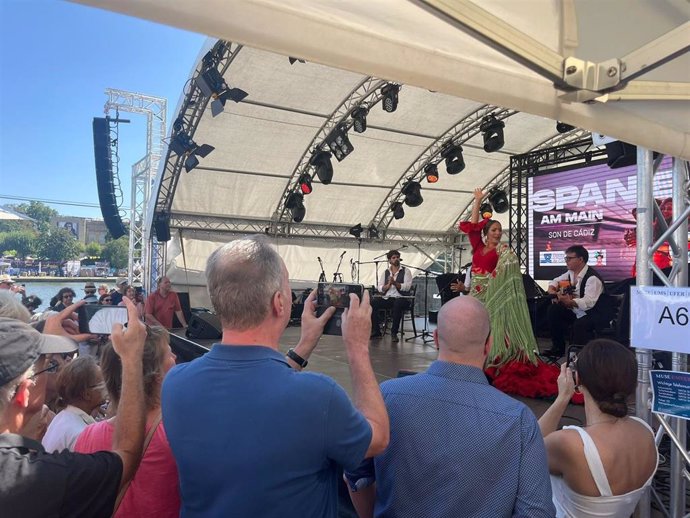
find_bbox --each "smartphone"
[316,282,364,335]
[566,345,583,383]
[78,305,129,335]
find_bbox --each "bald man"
[345,297,555,518]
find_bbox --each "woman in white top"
[539,339,658,518]
[42,356,107,452]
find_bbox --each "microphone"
[340,251,346,258]
[317,256,322,261]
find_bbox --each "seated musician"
[371,250,412,342]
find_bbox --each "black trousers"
[547,303,601,352]
[371,297,410,336]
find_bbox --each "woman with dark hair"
[539,339,658,517]
[50,287,77,311]
[119,285,145,320]
[75,325,180,517]
[98,293,112,305]
[458,188,556,397]
[41,356,107,452]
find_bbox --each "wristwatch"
[286,348,308,369]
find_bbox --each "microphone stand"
[333,252,346,282]
[317,257,326,283]
[400,263,439,345]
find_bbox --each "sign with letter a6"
[631,287,690,353]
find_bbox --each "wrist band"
[287,348,308,369]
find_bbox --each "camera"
[316,282,364,335]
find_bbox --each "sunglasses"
[30,359,59,380]
[103,298,112,302]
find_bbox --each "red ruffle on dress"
[459,219,498,274]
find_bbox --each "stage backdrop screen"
[527,157,674,282]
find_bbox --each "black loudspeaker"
[154,212,171,242]
[172,292,192,329]
[93,118,127,239]
[605,141,637,169]
[186,312,222,340]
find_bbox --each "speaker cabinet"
[154,212,171,242]
[93,118,127,239]
[186,312,222,340]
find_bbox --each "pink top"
[459,219,499,274]
[75,419,180,518]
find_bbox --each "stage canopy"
[74,0,690,306]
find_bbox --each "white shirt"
[548,265,604,319]
[42,405,95,452]
[378,266,413,299]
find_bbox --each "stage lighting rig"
[309,150,333,184]
[480,115,505,153]
[391,202,405,220]
[401,181,423,207]
[196,66,248,117]
[349,223,363,239]
[289,57,306,64]
[441,143,465,175]
[351,106,369,133]
[368,224,379,239]
[169,132,215,173]
[286,192,306,223]
[381,84,400,113]
[298,173,313,195]
[325,125,354,162]
[424,163,439,184]
[480,203,493,219]
[556,121,575,133]
[488,188,509,213]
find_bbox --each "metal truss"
[270,77,388,228]
[170,213,456,248]
[370,105,517,233]
[104,88,166,291]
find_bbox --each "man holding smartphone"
[372,250,413,342]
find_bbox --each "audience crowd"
[0,238,660,517]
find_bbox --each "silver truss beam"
[105,88,166,292]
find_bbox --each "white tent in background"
[0,207,36,222]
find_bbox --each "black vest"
[384,268,409,295]
[577,266,609,319]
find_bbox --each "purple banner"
[528,158,674,282]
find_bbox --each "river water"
[15,281,113,312]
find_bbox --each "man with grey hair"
[162,235,389,518]
[0,300,149,517]
[345,296,555,518]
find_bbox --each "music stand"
[401,264,438,345]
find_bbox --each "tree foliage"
[36,228,84,261]
[0,230,38,258]
[10,201,59,225]
[101,236,129,269]
[84,241,103,257]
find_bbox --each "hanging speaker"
[93,118,127,239]
[154,212,171,242]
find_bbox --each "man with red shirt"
[145,276,187,329]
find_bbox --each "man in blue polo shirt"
[345,296,555,518]
[162,235,389,518]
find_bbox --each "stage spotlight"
[480,115,505,153]
[352,107,368,133]
[349,223,363,239]
[286,192,306,223]
[488,188,509,214]
[424,163,439,183]
[196,67,248,117]
[169,132,215,173]
[402,181,423,207]
[480,203,493,219]
[605,141,638,169]
[325,125,354,162]
[298,173,313,195]
[309,150,333,185]
[368,224,379,239]
[391,202,405,220]
[556,121,575,133]
[288,57,306,65]
[441,143,465,175]
[381,84,400,113]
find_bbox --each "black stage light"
[605,141,638,169]
[173,117,184,133]
[480,203,493,219]
[556,121,575,133]
[391,202,405,220]
[309,150,333,184]
[441,143,465,175]
[289,57,306,65]
[488,188,509,214]
[325,125,354,162]
[480,115,505,153]
[401,181,423,207]
[349,223,363,239]
[424,163,439,184]
[298,173,313,195]
[381,84,400,113]
[169,132,215,173]
[292,205,306,223]
[196,67,248,117]
[286,192,306,223]
[351,107,369,133]
[368,224,379,239]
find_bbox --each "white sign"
[631,287,690,353]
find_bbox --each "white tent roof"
[73,0,689,306]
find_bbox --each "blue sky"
[0,0,206,219]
